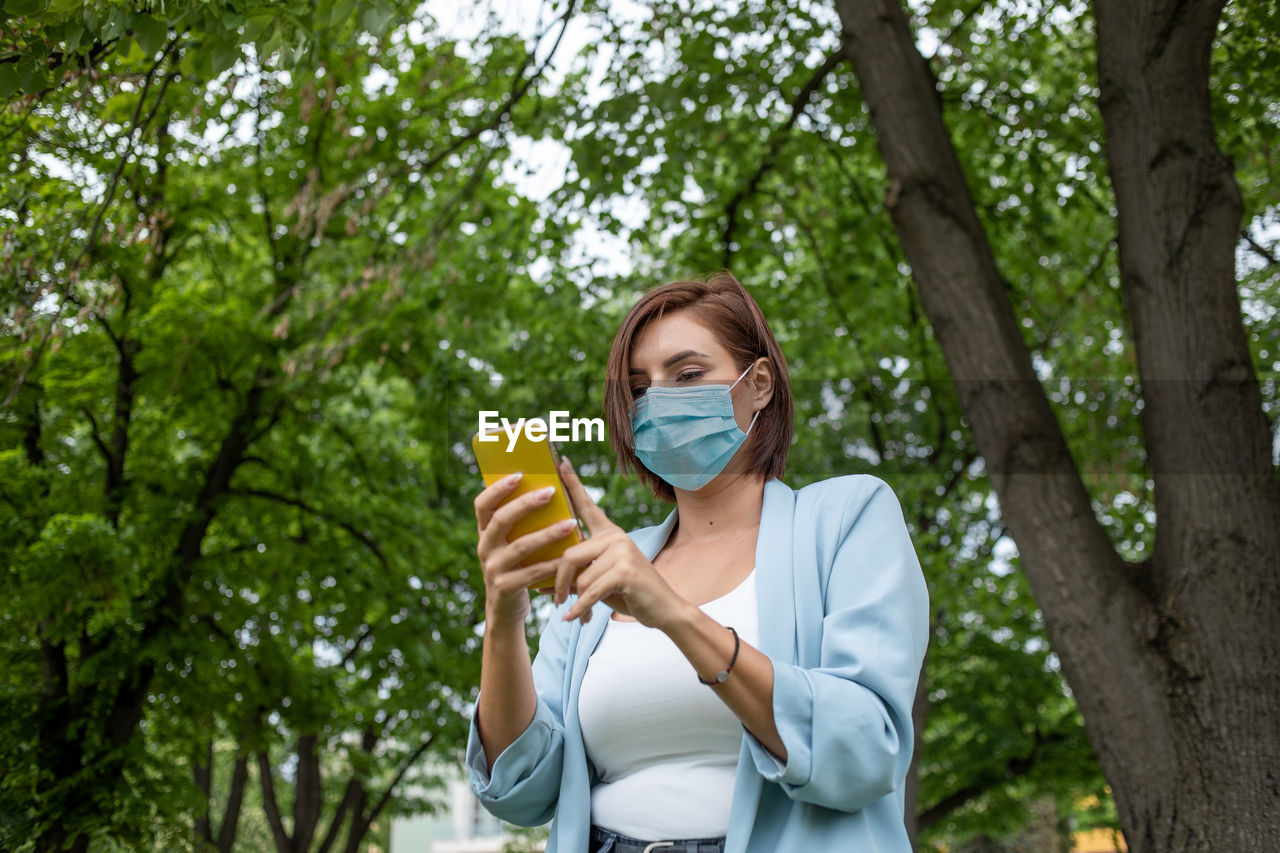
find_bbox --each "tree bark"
[194,740,214,848]
[218,754,250,853]
[342,734,436,853]
[318,779,362,853]
[831,0,1280,850]
[293,734,323,852]
[196,744,249,853]
[1089,1,1280,848]
[342,784,371,853]
[258,751,293,853]
[318,727,378,853]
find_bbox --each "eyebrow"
[629,349,709,375]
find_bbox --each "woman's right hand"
[474,473,578,627]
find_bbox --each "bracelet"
[698,626,740,686]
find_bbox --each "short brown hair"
[603,271,794,500]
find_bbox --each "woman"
[466,273,929,853]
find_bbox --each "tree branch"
[317,780,360,853]
[770,191,888,460]
[231,487,388,570]
[82,406,113,468]
[257,751,292,852]
[105,335,139,527]
[353,734,437,845]
[722,46,848,268]
[254,83,283,281]
[1241,229,1278,268]
[927,0,990,59]
[415,0,578,181]
[217,754,250,853]
[2,33,181,411]
[99,376,276,771]
[316,729,377,853]
[70,31,182,279]
[21,391,45,467]
[338,624,374,669]
[0,39,122,147]
[917,730,1069,832]
[193,739,214,844]
[356,0,580,256]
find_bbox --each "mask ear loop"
[732,360,762,437]
[728,361,756,391]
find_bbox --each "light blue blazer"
[466,475,930,852]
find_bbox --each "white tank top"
[578,570,759,840]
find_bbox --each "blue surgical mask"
[630,363,759,491]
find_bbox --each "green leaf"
[14,54,48,93]
[101,92,135,123]
[209,37,241,76]
[117,36,145,64]
[178,47,202,79]
[360,1,394,39]
[3,0,48,15]
[326,0,359,28]
[46,20,85,52]
[242,9,276,43]
[132,13,167,57]
[0,63,19,100]
[100,7,126,41]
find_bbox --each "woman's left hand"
[553,458,685,629]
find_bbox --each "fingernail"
[561,456,573,470]
[556,519,576,533]
[504,472,523,485]
[536,486,555,501]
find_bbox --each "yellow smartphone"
[472,426,583,591]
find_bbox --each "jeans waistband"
[588,825,727,853]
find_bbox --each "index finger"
[558,457,614,535]
[474,472,524,530]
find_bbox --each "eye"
[675,369,704,383]
[630,384,648,399]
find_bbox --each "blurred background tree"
[2,0,1275,852]
[1,1,589,850]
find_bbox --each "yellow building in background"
[1072,827,1126,852]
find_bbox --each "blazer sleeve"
[464,605,573,827]
[745,476,930,812]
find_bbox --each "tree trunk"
[342,784,370,853]
[294,733,324,852]
[219,754,250,853]
[259,751,294,853]
[1089,1,1280,847]
[831,1,1280,851]
[194,740,214,848]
